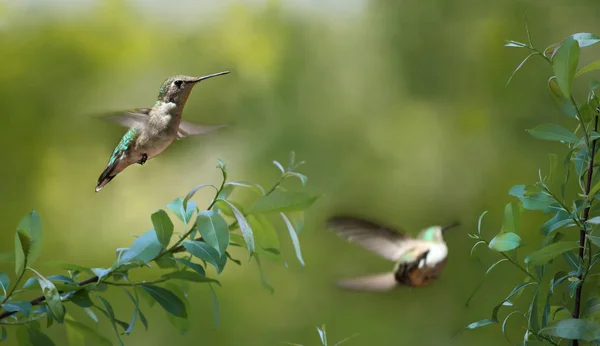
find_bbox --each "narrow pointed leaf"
[118,230,162,264]
[576,59,600,78]
[196,210,230,255]
[540,318,600,341]
[217,200,254,254]
[183,240,224,273]
[171,257,206,276]
[572,33,600,47]
[162,271,219,284]
[96,295,124,346]
[14,229,31,275]
[281,213,304,266]
[526,124,579,143]
[552,36,580,98]
[502,202,520,234]
[141,284,187,318]
[183,184,216,208]
[30,269,64,323]
[489,232,521,252]
[65,314,112,346]
[0,273,8,296]
[151,210,173,248]
[525,241,580,266]
[249,191,321,213]
[1,301,32,316]
[167,197,195,224]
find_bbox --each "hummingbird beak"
[441,222,460,233]
[190,71,230,83]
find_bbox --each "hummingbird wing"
[99,109,226,139]
[326,216,417,262]
[176,121,228,139]
[337,273,398,292]
[100,108,151,128]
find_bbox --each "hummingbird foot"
[138,154,148,165]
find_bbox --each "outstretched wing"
[176,122,228,139]
[337,272,398,292]
[100,108,151,128]
[326,216,414,261]
[100,108,227,139]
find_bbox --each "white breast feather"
[419,243,448,268]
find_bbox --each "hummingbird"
[326,216,459,292]
[95,71,230,192]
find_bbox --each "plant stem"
[573,112,599,346]
[500,252,537,281]
[1,269,25,305]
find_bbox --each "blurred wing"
[326,216,411,261]
[101,108,151,128]
[337,273,398,292]
[176,121,227,139]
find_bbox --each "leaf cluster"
[0,152,321,345]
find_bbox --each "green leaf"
[183,183,216,208]
[167,197,196,224]
[502,202,520,234]
[254,255,274,294]
[576,59,600,78]
[286,172,308,186]
[541,210,573,235]
[1,301,32,316]
[505,40,528,48]
[502,311,522,342]
[141,284,187,318]
[588,216,600,224]
[171,257,205,276]
[572,33,600,48]
[224,181,265,195]
[26,327,55,346]
[249,191,321,214]
[548,77,578,118]
[584,297,600,317]
[161,271,219,284]
[16,212,42,268]
[28,268,64,323]
[248,214,281,261]
[183,240,225,274]
[477,210,488,235]
[217,200,255,255]
[540,318,600,341]
[553,36,580,98]
[65,314,112,346]
[525,241,580,266]
[281,213,305,266]
[208,283,220,328]
[163,283,190,335]
[489,232,521,252]
[96,295,124,346]
[0,273,8,296]
[196,210,230,256]
[1,326,6,342]
[118,230,163,264]
[151,209,174,248]
[122,289,146,335]
[317,325,327,345]
[528,288,540,333]
[83,307,99,324]
[526,124,579,143]
[14,229,31,275]
[69,290,93,308]
[589,235,600,248]
[506,52,538,86]
[563,251,580,272]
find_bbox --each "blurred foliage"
[461,31,600,345]
[0,154,320,344]
[1,0,600,345]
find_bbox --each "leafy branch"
[461,28,600,345]
[0,153,321,345]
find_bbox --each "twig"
[573,110,599,346]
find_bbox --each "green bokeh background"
[1,0,600,345]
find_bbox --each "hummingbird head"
[419,222,460,242]
[156,71,230,105]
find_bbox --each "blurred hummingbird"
[326,216,459,292]
[95,71,230,192]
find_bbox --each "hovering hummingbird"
[326,216,459,292]
[95,71,230,192]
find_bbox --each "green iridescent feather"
[108,128,138,165]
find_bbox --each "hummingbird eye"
[173,80,183,88]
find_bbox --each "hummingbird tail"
[337,273,397,292]
[95,163,118,192]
